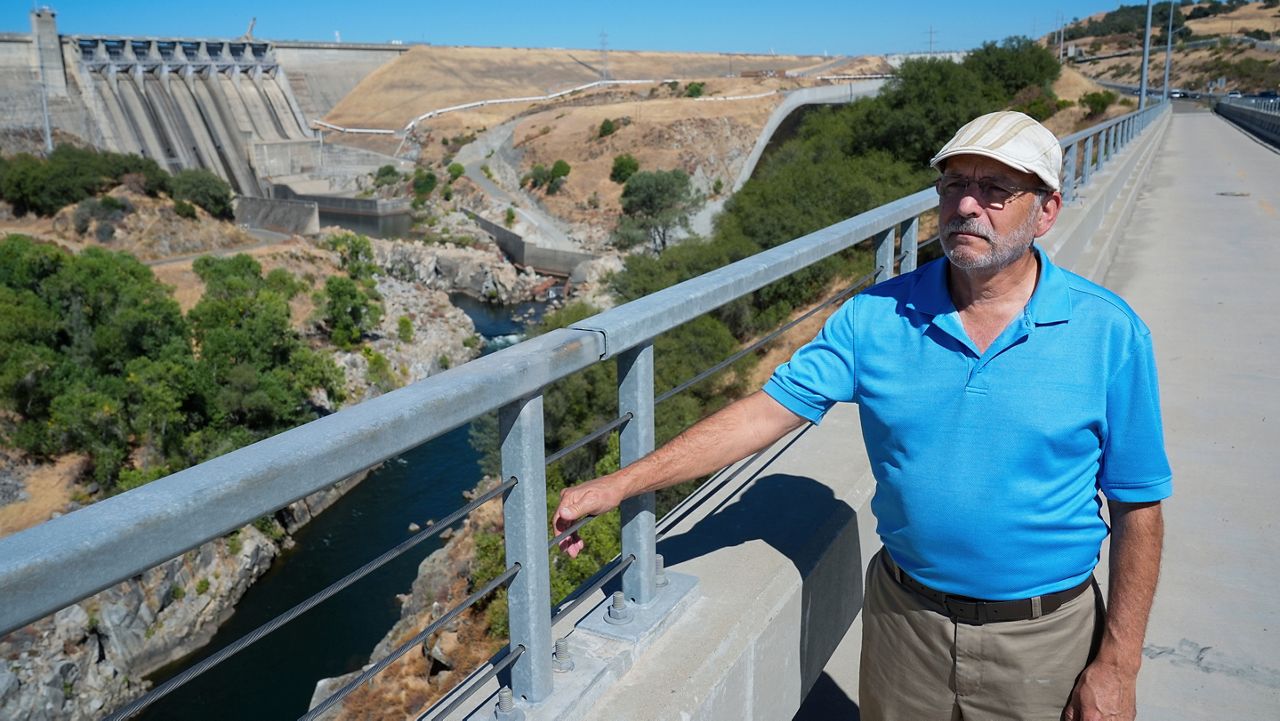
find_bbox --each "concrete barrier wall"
[234,196,319,236]
[270,183,410,216]
[463,209,597,276]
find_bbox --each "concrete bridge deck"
[1101,103,1280,720]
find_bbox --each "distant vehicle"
[1227,90,1243,98]
[1169,90,1186,98]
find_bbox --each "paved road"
[1103,103,1280,719]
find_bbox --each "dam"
[1,8,410,208]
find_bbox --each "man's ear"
[1034,191,1063,238]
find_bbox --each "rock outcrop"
[0,526,277,720]
[372,237,543,305]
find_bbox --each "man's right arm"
[552,390,807,557]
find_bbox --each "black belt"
[885,554,1094,625]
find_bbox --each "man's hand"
[552,475,626,557]
[1062,660,1137,721]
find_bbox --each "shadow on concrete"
[792,671,861,720]
[656,472,864,708]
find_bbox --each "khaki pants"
[859,549,1103,721]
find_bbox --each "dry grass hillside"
[325,46,828,130]
[1061,1,1278,93]
[510,76,806,241]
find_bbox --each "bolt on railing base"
[463,573,698,721]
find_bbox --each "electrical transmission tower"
[600,31,611,81]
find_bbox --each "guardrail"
[1059,102,1168,204]
[0,100,1169,720]
[1215,96,1280,148]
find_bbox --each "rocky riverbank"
[308,477,506,720]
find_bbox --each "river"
[139,295,546,721]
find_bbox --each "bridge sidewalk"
[1101,104,1280,719]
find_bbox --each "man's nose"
[956,190,984,217]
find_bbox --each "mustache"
[943,218,992,242]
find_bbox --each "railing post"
[617,343,656,606]
[1062,141,1077,203]
[499,395,553,703]
[1110,122,1119,157]
[1082,135,1094,187]
[874,226,896,283]
[898,216,919,274]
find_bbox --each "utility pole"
[1163,0,1175,99]
[600,31,611,81]
[1139,0,1154,111]
[924,25,937,54]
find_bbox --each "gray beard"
[941,210,1039,272]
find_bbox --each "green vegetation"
[323,275,383,349]
[169,583,185,601]
[0,146,169,217]
[504,206,516,228]
[1064,3,1186,42]
[173,199,197,220]
[447,163,465,182]
[610,154,640,184]
[684,82,706,98]
[0,236,344,490]
[412,169,438,199]
[373,164,401,187]
[1081,90,1119,118]
[598,118,617,138]
[363,347,399,393]
[615,170,701,252]
[169,169,233,219]
[397,315,414,342]
[523,159,572,194]
[195,578,210,595]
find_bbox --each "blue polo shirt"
[764,248,1172,600]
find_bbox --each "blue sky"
[7,1,1130,56]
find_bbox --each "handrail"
[0,99,1170,719]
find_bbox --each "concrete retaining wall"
[234,196,319,236]
[464,209,596,277]
[269,183,410,216]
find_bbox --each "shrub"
[252,515,285,542]
[169,583,185,601]
[173,199,197,219]
[195,578,209,594]
[170,169,232,219]
[712,178,724,196]
[373,164,401,187]
[1080,90,1118,118]
[504,207,516,228]
[598,118,617,138]
[437,354,451,370]
[412,169,438,197]
[397,315,414,342]
[94,221,116,243]
[226,531,242,555]
[363,347,398,392]
[684,82,705,98]
[611,154,639,184]
[447,163,465,182]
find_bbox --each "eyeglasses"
[934,175,1047,209]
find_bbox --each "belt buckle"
[943,596,984,625]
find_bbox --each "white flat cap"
[929,110,1062,192]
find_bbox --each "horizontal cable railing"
[0,101,1168,720]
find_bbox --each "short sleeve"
[762,298,858,424]
[1099,329,1173,502]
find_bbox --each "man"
[553,111,1171,721]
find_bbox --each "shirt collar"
[905,245,1072,324]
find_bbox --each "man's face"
[937,155,1052,273]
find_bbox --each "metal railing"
[1214,96,1280,148]
[0,100,1169,719]
[1059,101,1167,204]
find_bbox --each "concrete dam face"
[73,37,314,195]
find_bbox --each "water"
[140,298,541,721]
[449,292,549,352]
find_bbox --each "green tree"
[373,164,401,187]
[598,118,617,138]
[447,163,465,182]
[323,275,382,349]
[962,36,1061,101]
[412,169,438,197]
[610,154,640,184]
[684,82,705,98]
[617,170,702,252]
